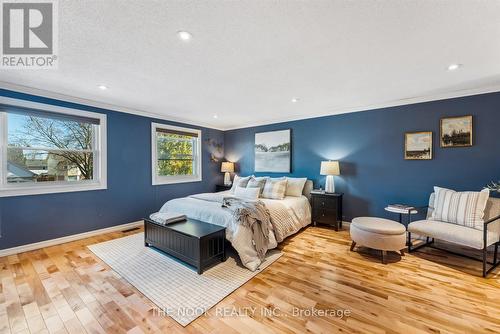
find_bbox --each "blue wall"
[2,89,499,249]
[0,89,224,249]
[224,92,500,221]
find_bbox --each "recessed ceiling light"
[98,85,108,90]
[291,98,299,103]
[213,114,218,119]
[447,63,462,71]
[177,31,192,41]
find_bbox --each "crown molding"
[0,81,225,131]
[2,81,500,131]
[222,84,500,130]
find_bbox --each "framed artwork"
[405,131,432,160]
[254,129,291,172]
[440,115,473,147]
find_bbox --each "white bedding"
[160,191,311,271]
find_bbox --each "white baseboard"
[0,221,143,258]
[1,219,350,258]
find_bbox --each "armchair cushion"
[430,187,490,230]
[408,219,499,249]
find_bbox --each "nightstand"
[215,184,232,192]
[311,192,343,231]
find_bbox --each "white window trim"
[0,96,107,197]
[151,122,202,185]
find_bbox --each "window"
[151,123,201,185]
[0,97,107,197]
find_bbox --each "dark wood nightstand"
[215,184,232,192]
[311,192,343,231]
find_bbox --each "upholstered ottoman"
[350,217,406,264]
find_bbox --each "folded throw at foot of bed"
[149,212,187,225]
[222,197,271,260]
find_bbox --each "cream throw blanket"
[263,200,305,242]
[222,197,271,260]
[189,192,303,243]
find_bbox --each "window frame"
[151,122,202,185]
[0,96,107,197]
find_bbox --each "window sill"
[0,182,107,197]
[152,176,202,185]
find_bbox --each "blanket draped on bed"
[222,197,270,260]
[189,192,304,243]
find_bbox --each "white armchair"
[408,193,500,277]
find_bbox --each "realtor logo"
[1,0,58,68]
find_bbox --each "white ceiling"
[1,0,500,130]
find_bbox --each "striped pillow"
[246,177,268,196]
[431,186,490,230]
[230,175,252,193]
[262,178,288,200]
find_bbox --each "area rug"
[87,233,282,326]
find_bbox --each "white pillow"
[230,175,252,193]
[431,186,490,230]
[285,177,307,197]
[234,186,260,200]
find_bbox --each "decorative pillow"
[431,186,490,230]
[285,177,307,197]
[246,177,268,196]
[230,175,252,193]
[262,178,288,200]
[234,186,260,200]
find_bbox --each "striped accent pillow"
[246,177,268,196]
[431,186,490,230]
[262,178,288,200]
[230,175,252,193]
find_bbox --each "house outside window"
[151,122,202,185]
[0,97,107,197]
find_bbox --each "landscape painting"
[255,129,291,172]
[440,115,473,147]
[405,132,432,160]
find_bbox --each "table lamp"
[320,161,340,193]
[221,162,234,186]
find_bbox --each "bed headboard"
[302,180,314,201]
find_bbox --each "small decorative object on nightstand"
[221,162,234,186]
[311,191,343,231]
[320,161,340,193]
[215,184,232,192]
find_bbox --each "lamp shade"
[221,162,234,173]
[320,161,340,176]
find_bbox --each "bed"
[159,180,313,271]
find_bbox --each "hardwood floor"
[1,225,499,334]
